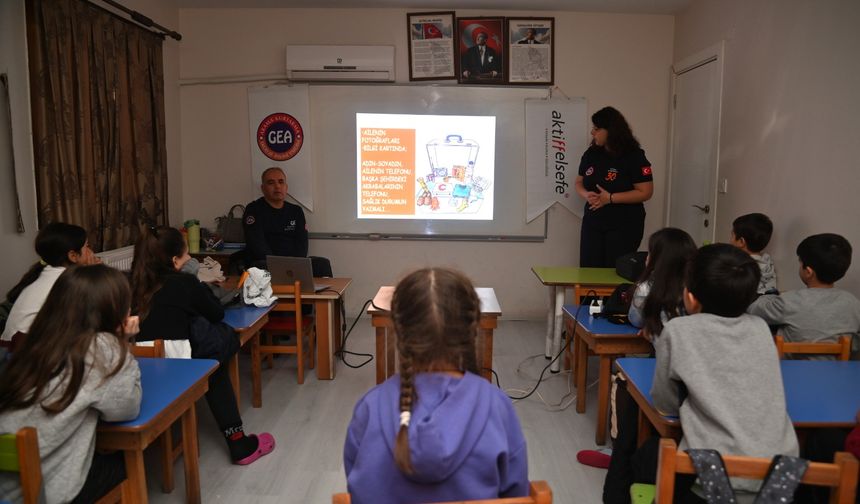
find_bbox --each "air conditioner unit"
[286,45,395,82]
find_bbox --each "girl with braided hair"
[343,267,528,503]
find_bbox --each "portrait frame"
[506,17,554,85]
[456,16,506,85]
[407,11,457,81]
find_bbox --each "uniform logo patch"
[642,166,652,176]
[245,215,255,225]
[585,166,594,176]
[257,112,304,162]
[605,167,618,182]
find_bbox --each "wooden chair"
[775,335,852,361]
[129,338,166,358]
[260,280,316,384]
[0,426,128,503]
[332,480,553,504]
[656,438,859,503]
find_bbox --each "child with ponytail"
[344,267,528,503]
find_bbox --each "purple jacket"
[344,372,528,504]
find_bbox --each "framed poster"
[407,11,457,81]
[457,17,505,85]
[507,18,554,85]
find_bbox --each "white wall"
[178,8,675,318]
[674,0,860,295]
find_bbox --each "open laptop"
[266,256,331,293]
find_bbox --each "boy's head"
[796,233,852,285]
[731,213,773,254]
[685,244,761,317]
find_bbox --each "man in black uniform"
[243,167,308,267]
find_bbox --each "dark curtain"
[26,0,168,251]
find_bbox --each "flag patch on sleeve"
[642,166,652,176]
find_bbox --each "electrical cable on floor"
[334,298,374,368]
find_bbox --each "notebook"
[265,256,331,293]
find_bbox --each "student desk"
[272,277,351,380]
[97,358,218,504]
[616,358,860,445]
[563,304,651,445]
[224,303,274,408]
[531,267,627,373]
[368,286,501,384]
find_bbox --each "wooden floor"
[146,319,608,503]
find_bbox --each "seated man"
[243,167,308,267]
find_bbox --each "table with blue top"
[616,358,860,445]
[564,304,651,445]
[224,303,275,408]
[97,357,218,504]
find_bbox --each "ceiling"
[174,0,693,16]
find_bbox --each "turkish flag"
[424,24,443,39]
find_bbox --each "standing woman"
[575,107,654,267]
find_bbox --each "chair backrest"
[656,438,859,503]
[129,339,166,358]
[271,281,304,320]
[332,481,552,504]
[0,427,44,504]
[309,256,333,278]
[775,335,851,360]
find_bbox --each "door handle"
[692,204,710,214]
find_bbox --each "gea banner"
[525,97,588,221]
[248,84,313,210]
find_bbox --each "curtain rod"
[93,0,182,41]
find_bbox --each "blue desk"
[224,303,274,408]
[563,305,650,445]
[617,358,860,443]
[98,358,218,504]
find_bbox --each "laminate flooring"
[146,319,609,503]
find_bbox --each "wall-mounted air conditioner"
[286,45,395,82]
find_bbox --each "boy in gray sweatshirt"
[748,233,860,356]
[649,244,798,498]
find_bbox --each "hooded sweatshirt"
[751,253,777,294]
[344,372,528,504]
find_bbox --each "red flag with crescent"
[424,24,442,39]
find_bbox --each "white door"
[667,44,723,244]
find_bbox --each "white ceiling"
[174,0,693,16]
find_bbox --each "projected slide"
[357,113,495,220]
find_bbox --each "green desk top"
[531,266,627,286]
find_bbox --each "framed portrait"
[457,17,506,85]
[507,18,554,85]
[407,11,457,81]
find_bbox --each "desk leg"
[251,332,262,408]
[545,287,555,358]
[316,299,334,380]
[181,405,202,504]
[575,329,587,414]
[550,288,565,373]
[637,409,651,448]
[596,356,612,445]
[375,325,386,384]
[124,448,147,504]
[228,354,240,408]
[481,327,494,382]
[386,323,396,379]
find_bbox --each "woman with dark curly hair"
[575,106,654,267]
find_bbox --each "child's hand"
[123,315,140,336]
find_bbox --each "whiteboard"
[304,84,548,241]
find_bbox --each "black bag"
[597,283,635,324]
[188,316,239,364]
[616,251,648,282]
[216,204,246,243]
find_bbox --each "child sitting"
[648,244,798,500]
[748,233,860,356]
[0,265,141,503]
[343,268,528,503]
[730,213,777,294]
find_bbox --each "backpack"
[597,283,635,324]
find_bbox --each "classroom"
[1,0,859,503]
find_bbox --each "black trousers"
[204,355,243,432]
[70,451,126,503]
[580,215,645,268]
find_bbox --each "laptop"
[266,256,331,293]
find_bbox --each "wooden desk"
[190,247,244,273]
[617,358,860,446]
[563,304,651,445]
[368,286,502,384]
[272,278,351,380]
[223,304,274,408]
[97,358,218,504]
[532,267,627,372]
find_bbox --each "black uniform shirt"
[578,146,653,224]
[242,197,309,263]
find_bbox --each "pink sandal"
[234,433,276,465]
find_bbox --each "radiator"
[96,245,135,272]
